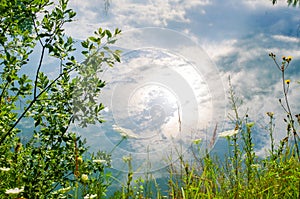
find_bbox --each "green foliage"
[0,0,121,198]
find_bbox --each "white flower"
[84,194,97,199]
[5,187,24,194]
[112,124,139,139]
[58,186,71,194]
[52,186,71,195]
[93,159,107,164]
[218,129,238,137]
[0,167,10,172]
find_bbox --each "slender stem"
[281,69,300,161]
[269,116,275,156]
[0,81,9,105]
[228,77,240,182]
[271,58,281,71]
[31,13,44,47]
[109,137,126,154]
[75,181,78,199]
[282,70,291,118]
[33,46,45,98]
[31,11,46,99]
[31,7,66,98]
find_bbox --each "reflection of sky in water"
[90,46,221,172]
[127,83,178,138]
[17,0,300,174]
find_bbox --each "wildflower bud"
[185,163,189,174]
[269,52,275,58]
[282,56,286,61]
[192,138,202,145]
[122,155,132,163]
[287,124,291,131]
[266,112,274,118]
[279,99,281,103]
[77,156,83,164]
[246,122,255,128]
[293,131,297,135]
[282,137,288,142]
[286,56,292,63]
[285,79,290,84]
[81,174,88,183]
[74,171,80,177]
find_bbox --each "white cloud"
[241,0,288,9]
[111,0,188,27]
[272,34,300,43]
[112,124,139,139]
[65,0,212,39]
[180,0,212,8]
[202,39,238,60]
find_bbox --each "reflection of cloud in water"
[128,83,178,134]
[112,124,139,139]
[94,48,218,172]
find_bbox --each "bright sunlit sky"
[60,0,300,172]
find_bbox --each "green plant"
[0,0,121,198]
[269,53,300,161]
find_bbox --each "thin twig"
[0,66,77,145]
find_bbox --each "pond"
[22,0,300,188]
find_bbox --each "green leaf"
[98,27,102,35]
[35,117,42,127]
[105,29,112,38]
[113,53,121,62]
[108,39,117,44]
[81,40,89,48]
[89,36,99,43]
[114,28,121,35]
